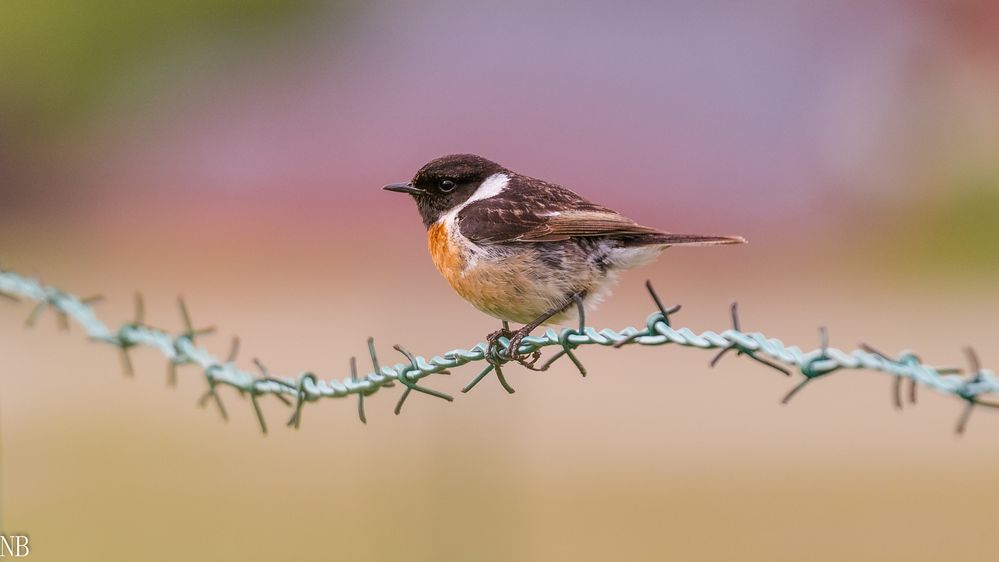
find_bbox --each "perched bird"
[384,154,745,359]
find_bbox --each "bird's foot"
[486,326,514,365]
[503,327,542,368]
[484,325,542,367]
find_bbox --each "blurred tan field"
[2,1,999,561]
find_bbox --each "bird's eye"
[439,180,456,192]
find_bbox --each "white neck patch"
[466,172,509,206]
[442,172,510,222]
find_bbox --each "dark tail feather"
[626,233,747,247]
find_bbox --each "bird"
[384,154,745,361]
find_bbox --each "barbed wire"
[1,269,997,435]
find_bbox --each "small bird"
[384,154,745,359]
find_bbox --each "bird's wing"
[456,175,745,246]
[456,176,661,243]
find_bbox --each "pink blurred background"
[2,1,998,560]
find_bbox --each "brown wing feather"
[515,210,661,241]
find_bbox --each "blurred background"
[2,0,999,560]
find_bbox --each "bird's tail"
[625,233,747,247]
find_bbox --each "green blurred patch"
[0,0,330,136]
[898,179,999,276]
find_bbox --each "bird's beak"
[382,182,425,195]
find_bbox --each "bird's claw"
[504,331,523,357]
[485,326,541,367]
[502,330,542,367]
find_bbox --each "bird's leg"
[504,291,586,362]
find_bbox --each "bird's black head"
[383,154,508,228]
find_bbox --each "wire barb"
[519,293,589,376]
[251,392,267,435]
[526,294,589,376]
[178,296,215,339]
[955,347,987,435]
[112,293,151,378]
[782,327,838,404]
[391,343,454,415]
[462,362,515,394]
[614,280,681,348]
[287,374,317,429]
[24,302,45,328]
[242,359,271,434]
[861,343,904,410]
[134,292,145,325]
[781,378,811,404]
[198,380,229,422]
[709,302,791,377]
[253,358,293,406]
[366,337,394,389]
[226,336,241,363]
[119,346,135,378]
[351,356,366,424]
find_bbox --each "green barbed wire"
[1,269,997,434]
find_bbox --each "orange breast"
[428,223,466,287]
[427,222,563,323]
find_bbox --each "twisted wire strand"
[1,270,996,434]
